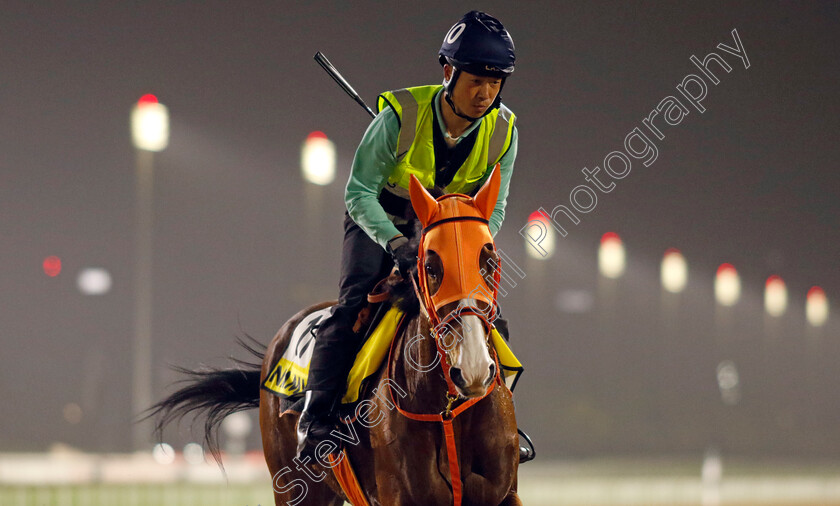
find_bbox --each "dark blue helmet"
[439,11,515,78]
[439,11,515,120]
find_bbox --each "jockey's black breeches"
[306,212,415,392]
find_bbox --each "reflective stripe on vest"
[390,89,417,162]
[488,104,514,165]
[377,85,515,197]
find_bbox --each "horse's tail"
[146,335,266,464]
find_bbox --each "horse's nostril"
[450,367,466,388]
[485,363,496,386]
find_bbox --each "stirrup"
[518,428,536,463]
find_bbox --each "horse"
[150,168,523,505]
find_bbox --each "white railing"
[3,452,840,505]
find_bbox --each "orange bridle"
[407,166,504,400]
[377,168,506,506]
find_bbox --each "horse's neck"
[393,314,448,413]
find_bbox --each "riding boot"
[296,389,340,461]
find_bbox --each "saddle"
[261,275,402,401]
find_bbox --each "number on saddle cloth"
[262,296,394,401]
[262,306,333,399]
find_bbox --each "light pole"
[660,248,688,336]
[300,131,335,301]
[130,94,169,451]
[300,131,336,248]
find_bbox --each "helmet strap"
[443,68,479,122]
[444,92,481,122]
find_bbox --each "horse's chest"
[370,411,399,448]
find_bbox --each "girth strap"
[327,450,371,506]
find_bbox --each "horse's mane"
[380,221,423,317]
[380,271,419,316]
[381,184,449,317]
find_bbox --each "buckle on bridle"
[441,393,459,418]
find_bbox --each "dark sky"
[1,2,838,456]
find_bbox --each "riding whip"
[314,51,376,118]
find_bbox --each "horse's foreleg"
[498,472,522,506]
[499,491,523,506]
[460,472,523,506]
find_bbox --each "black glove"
[387,236,416,280]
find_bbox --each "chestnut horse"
[151,169,522,505]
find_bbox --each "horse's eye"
[425,264,437,279]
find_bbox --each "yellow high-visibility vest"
[377,85,515,196]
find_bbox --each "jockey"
[298,11,532,462]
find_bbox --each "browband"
[422,216,489,235]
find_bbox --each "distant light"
[714,263,740,306]
[716,360,741,405]
[183,443,206,465]
[301,131,336,185]
[806,286,829,327]
[701,447,723,506]
[62,403,83,424]
[152,443,176,465]
[554,289,594,313]
[598,232,625,279]
[43,256,62,277]
[524,210,554,259]
[77,268,112,295]
[222,411,253,438]
[764,275,787,317]
[661,248,688,293]
[131,94,170,151]
[701,447,723,484]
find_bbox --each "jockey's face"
[444,66,502,119]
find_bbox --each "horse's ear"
[409,174,437,226]
[473,164,501,220]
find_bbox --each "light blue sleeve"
[344,107,402,249]
[488,126,518,236]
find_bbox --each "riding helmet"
[439,11,515,119]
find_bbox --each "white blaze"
[454,312,494,387]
